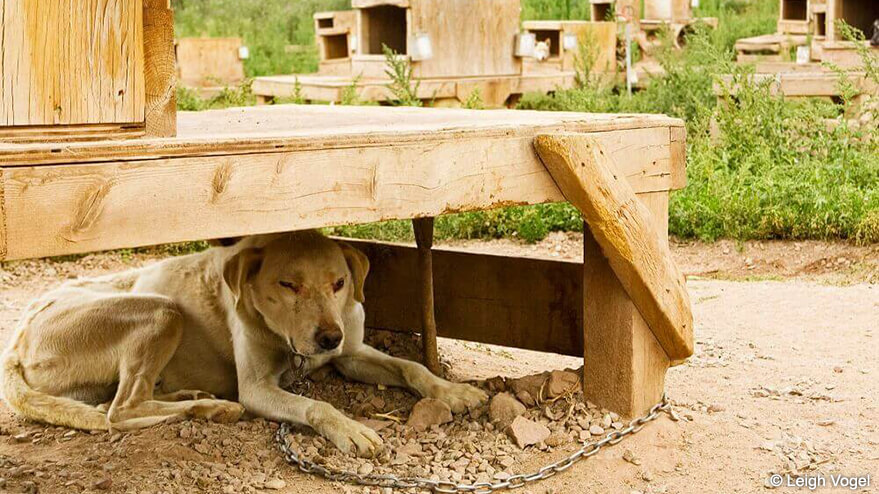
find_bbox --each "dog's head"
[222,232,369,357]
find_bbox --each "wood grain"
[1,126,677,260]
[1,0,144,126]
[534,134,693,360]
[582,194,670,418]
[409,0,521,78]
[143,0,176,137]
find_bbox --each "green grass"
[173,0,879,245]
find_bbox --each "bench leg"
[582,192,671,418]
[413,217,441,375]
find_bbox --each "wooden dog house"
[736,0,878,63]
[252,0,617,107]
[175,37,247,95]
[0,0,693,421]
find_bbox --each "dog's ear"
[337,241,370,303]
[223,247,264,299]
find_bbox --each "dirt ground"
[0,236,876,494]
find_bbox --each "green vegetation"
[174,0,878,244]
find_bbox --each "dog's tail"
[1,351,108,431]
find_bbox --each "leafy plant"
[383,44,422,107]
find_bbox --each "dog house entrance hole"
[781,0,808,20]
[814,12,827,36]
[592,3,613,21]
[839,0,879,38]
[361,5,408,55]
[323,34,350,59]
[531,30,562,57]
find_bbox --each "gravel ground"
[0,237,875,493]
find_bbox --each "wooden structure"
[176,37,246,95]
[521,21,618,76]
[0,1,694,419]
[726,0,877,109]
[0,0,175,142]
[735,0,878,63]
[252,0,617,107]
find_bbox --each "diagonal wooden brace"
[534,133,693,416]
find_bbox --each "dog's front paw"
[430,382,488,413]
[309,404,383,457]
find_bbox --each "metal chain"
[275,394,676,493]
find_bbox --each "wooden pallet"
[0,104,692,417]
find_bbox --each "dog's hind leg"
[102,298,244,430]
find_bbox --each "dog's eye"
[333,278,345,292]
[279,281,300,293]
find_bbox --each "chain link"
[275,394,674,492]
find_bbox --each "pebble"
[506,416,550,449]
[92,477,113,490]
[589,425,605,436]
[264,479,286,490]
[407,399,453,431]
[357,463,375,475]
[546,370,579,398]
[489,393,526,428]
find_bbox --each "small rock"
[622,449,642,465]
[357,463,375,475]
[545,370,579,398]
[817,419,835,427]
[545,432,570,447]
[515,390,536,407]
[508,373,548,404]
[489,393,526,428]
[506,416,550,449]
[93,477,112,490]
[589,425,605,436]
[407,399,452,431]
[485,376,506,393]
[641,469,654,482]
[264,479,286,490]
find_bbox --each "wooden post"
[582,193,671,417]
[413,217,441,375]
[143,0,177,137]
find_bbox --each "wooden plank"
[410,0,521,78]
[582,192,670,418]
[351,240,584,356]
[0,126,678,261]
[1,0,144,126]
[0,105,683,167]
[534,134,693,360]
[0,123,145,143]
[176,38,244,88]
[143,0,176,137]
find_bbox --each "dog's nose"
[315,326,343,350]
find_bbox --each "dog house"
[736,0,877,63]
[176,37,247,95]
[0,0,692,424]
[252,0,621,107]
[521,21,618,76]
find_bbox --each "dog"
[1,231,487,456]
